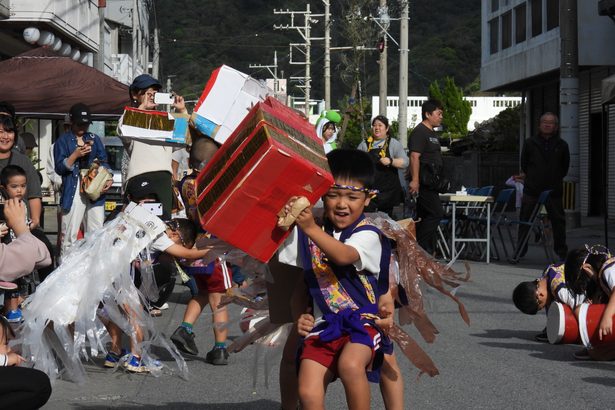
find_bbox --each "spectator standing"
[408,99,445,254]
[123,74,189,220]
[517,113,569,260]
[54,103,112,256]
[358,115,408,217]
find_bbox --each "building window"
[501,12,512,49]
[531,0,543,37]
[491,0,499,12]
[546,0,559,30]
[515,4,526,44]
[489,18,499,54]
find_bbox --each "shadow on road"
[69,399,280,409]
[470,328,537,340]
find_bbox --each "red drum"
[547,302,580,344]
[578,304,615,348]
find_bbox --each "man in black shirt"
[517,112,569,260]
[408,99,444,254]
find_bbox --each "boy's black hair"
[512,280,540,315]
[421,99,444,120]
[166,218,197,248]
[0,165,27,186]
[564,247,608,298]
[326,149,375,190]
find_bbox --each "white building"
[371,96,522,131]
[481,0,615,220]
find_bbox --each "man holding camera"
[408,99,445,255]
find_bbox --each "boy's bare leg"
[298,358,334,410]
[104,320,123,354]
[208,292,227,343]
[337,342,372,410]
[379,353,404,410]
[182,294,209,324]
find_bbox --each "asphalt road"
[42,218,615,409]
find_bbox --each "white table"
[441,194,494,263]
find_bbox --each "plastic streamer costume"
[368,213,470,376]
[19,204,188,383]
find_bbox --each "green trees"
[428,77,472,138]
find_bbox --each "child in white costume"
[19,204,196,382]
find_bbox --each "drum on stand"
[546,302,580,344]
[578,303,615,348]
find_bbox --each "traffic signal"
[377,37,385,53]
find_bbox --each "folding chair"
[506,189,555,264]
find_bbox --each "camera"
[154,92,175,105]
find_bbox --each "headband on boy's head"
[331,183,379,199]
[583,244,612,258]
[581,244,612,267]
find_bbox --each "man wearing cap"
[54,103,112,256]
[123,74,189,220]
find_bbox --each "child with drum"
[512,262,585,342]
[564,245,615,359]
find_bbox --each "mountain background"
[155,0,481,106]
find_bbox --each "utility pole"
[152,27,160,79]
[398,1,409,146]
[324,0,331,110]
[274,5,318,116]
[250,50,279,95]
[132,0,138,79]
[97,1,106,72]
[560,0,580,227]
[378,1,388,116]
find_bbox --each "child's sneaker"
[205,346,229,365]
[123,355,162,373]
[5,308,23,323]
[0,281,17,290]
[171,326,198,355]
[103,349,128,368]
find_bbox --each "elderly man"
[517,112,570,260]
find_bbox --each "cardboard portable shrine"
[118,106,189,145]
[191,65,272,145]
[195,97,333,262]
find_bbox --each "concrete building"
[481,0,615,221]
[372,96,522,131]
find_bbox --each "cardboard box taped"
[118,107,190,145]
[196,98,333,262]
[191,65,271,145]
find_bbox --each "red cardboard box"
[196,99,333,262]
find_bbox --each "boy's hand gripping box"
[195,97,333,262]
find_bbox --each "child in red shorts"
[170,137,232,364]
[281,149,393,410]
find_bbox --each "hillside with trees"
[155,0,480,106]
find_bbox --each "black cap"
[69,103,92,125]
[130,74,162,91]
[127,175,159,201]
